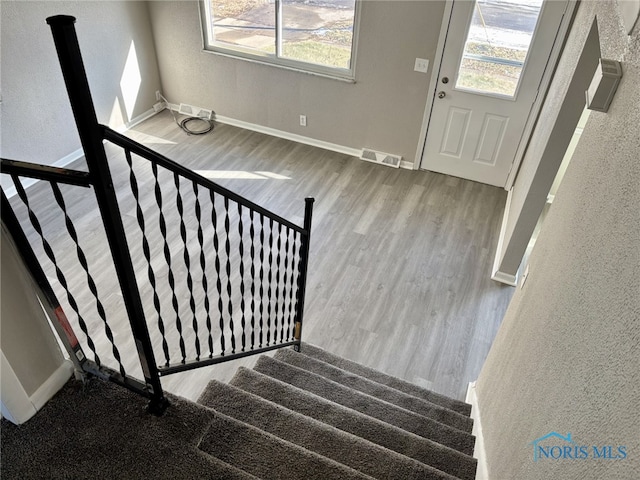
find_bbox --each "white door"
[420,0,568,187]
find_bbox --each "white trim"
[171,106,411,167]
[415,0,454,170]
[491,187,518,286]
[399,160,414,170]
[0,351,37,425]
[115,107,157,133]
[29,360,73,411]
[504,0,579,190]
[0,353,72,425]
[466,381,489,480]
[213,114,362,158]
[491,270,518,287]
[4,108,157,198]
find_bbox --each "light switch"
[414,58,429,73]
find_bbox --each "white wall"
[0,1,162,185]
[476,1,640,478]
[147,0,445,165]
[1,227,73,424]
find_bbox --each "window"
[455,0,544,98]
[200,0,359,80]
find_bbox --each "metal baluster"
[12,175,101,364]
[174,173,200,361]
[249,210,256,350]
[210,191,225,355]
[50,182,127,376]
[193,182,214,358]
[281,226,291,342]
[274,223,282,343]
[223,197,235,353]
[266,218,274,346]
[238,203,246,352]
[126,152,170,367]
[258,214,265,348]
[153,164,186,363]
[287,230,299,341]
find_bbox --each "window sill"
[201,48,357,84]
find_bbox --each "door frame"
[414,0,578,191]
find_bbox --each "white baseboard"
[491,187,518,286]
[490,270,518,287]
[0,353,72,425]
[4,107,157,198]
[30,360,74,411]
[114,107,157,133]
[164,106,416,169]
[214,114,362,158]
[466,381,489,480]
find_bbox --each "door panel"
[420,0,568,187]
[474,114,508,166]
[441,107,472,157]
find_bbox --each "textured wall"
[0,1,161,167]
[147,1,444,165]
[476,1,640,478]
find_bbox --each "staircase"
[196,343,477,480]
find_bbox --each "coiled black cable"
[158,93,214,136]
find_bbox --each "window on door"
[455,0,544,98]
[200,0,359,80]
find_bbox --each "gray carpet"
[1,343,477,479]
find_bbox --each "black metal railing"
[0,15,313,414]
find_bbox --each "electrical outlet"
[299,115,307,127]
[156,90,162,101]
[414,58,429,73]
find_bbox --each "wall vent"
[179,103,214,120]
[360,149,402,168]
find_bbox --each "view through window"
[455,0,544,97]
[203,0,357,77]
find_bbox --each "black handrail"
[0,159,91,188]
[101,128,307,234]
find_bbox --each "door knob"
[438,91,446,99]
[442,77,449,84]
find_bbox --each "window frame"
[199,0,361,82]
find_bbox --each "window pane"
[455,0,544,97]
[210,0,276,54]
[281,0,355,69]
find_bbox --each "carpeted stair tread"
[299,343,472,416]
[230,367,477,480]
[199,410,375,480]
[198,380,459,480]
[274,348,473,433]
[253,355,475,455]
[0,379,260,480]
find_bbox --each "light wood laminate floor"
[8,111,513,401]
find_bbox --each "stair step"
[230,367,477,480]
[199,410,375,480]
[274,348,473,433]
[253,355,475,455]
[298,343,472,416]
[199,380,458,480]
